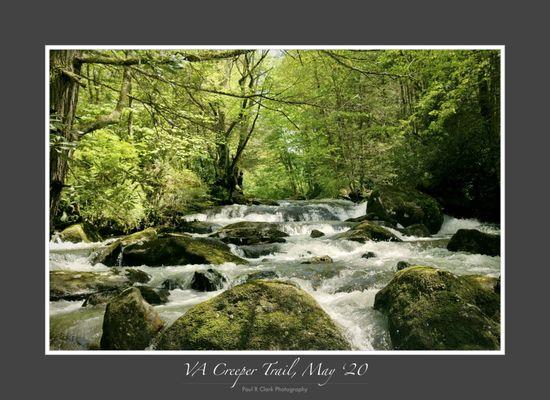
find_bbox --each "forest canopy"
[49,49,500,234]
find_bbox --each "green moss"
[335,221,401,243]
[155,281,351,350]
[374,266,500,350]
[212,222,289,245]
[447,229,500,256]
[59,223,102,243]
[121,236,248,266]
[50,270,130,301]
[367,186,443,234]
[100,287,164,350]
[91,228,158,266]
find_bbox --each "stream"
[49,199,501,351]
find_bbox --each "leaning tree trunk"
[49,50,82,229]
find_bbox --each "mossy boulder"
[100,287,164,350]
[155,281,351,350]
[310,229,325,238]
[50,270,130,301]
[447,229,500,256]
[211,221,289,245]
[120,236,247,266]
[334,221,401,243]
[91,228,158,266]
[58,223,102,243]
[190,268,227,291]
[373,266,500,350]
[366,186,443,234]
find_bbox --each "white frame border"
[45,45,505,356]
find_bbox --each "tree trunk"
[49,50,82,229]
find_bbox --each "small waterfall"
[184,199,367,224]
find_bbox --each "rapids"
[49,199,501,351]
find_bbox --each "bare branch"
[76,50,253,65]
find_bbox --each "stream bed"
[49,200,501,351]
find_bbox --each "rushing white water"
[49,200,500,351]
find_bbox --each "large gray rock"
[100,287,164,350]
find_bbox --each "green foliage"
[53,49,501,231]
[64,129,145,231]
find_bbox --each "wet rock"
[361,251,376,259]
[345,215,370,223]
[301,255,333,264]
[100,287,164,350]
[396,261,411,271]
[50,270,130,301]
[239,243,280,258]
[172,220,220,234]
[124,268,151,284]
[310,229,325,238]
[155,281,351,350]
[401,223,431,237]
[91,228,158,266]
[137,286,169,304]
[366,186,443,234]
[245,270,279,282]
[447,229,500,256]
[121,236,247,266]
[82,289,122,307]
[211,221,289,245]
[58,223,102,243]
[334,221,401,243]
[248,198,280,206]
[161,277,186,291]
[374,266,500,350]
[190,268,227,292]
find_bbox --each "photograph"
[47,47,502,353]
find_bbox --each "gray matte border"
[2,0,546,398]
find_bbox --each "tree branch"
[75,66,132,135]
[322,50,406,79]
[76,50,252,65]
